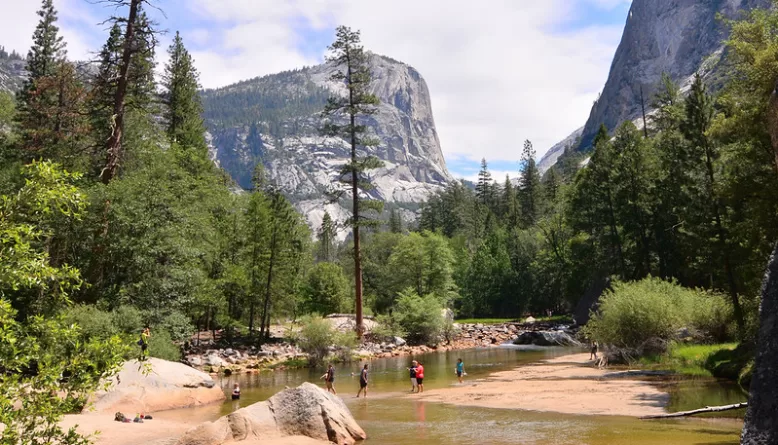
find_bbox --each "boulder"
[513,331,582,347]
[86,358,225,414]
[205,354,226,367]
[177,382,366,445]
[393,336,407,347]
[187,356,203,367]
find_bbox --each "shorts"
[456,371,462,377]
[360,380,368,388]
[231,394,240,400]
[410,377,418,386]
[326,380,334,388]
[416,377,423,385]
[141,344,148,351]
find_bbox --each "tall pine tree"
[321,26,383,338]
[163,31,207,156]
[518,140,541,227]
[316,211,337,263]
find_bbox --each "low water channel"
[181,346,747,444]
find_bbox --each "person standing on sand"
[138,327,150,361]
[356,364,369,398]
[408,360,418,393]
[590,341,599,360]
[320,364,337,394]
[415,361,425,393]
[456,358,465,384]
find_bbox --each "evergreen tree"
[501,174,519,227]
[389,207,403,233]
[19,0,65,96]
[681,74,745,335]
[89,23,123,159]
[321,26,384,338]
[518,140,541,227]
[163,31,207,156]
[475,158,493,205]
[543,167,561,205]
[127,10,156,111]
[316,211,337,263]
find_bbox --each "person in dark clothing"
[356,364,369,398]
[320,363,337,394]
[408,360,418,393]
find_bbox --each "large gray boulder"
[85,358,224,414]
[513,331,582,347]
[741,243,778,445]
[177,382,366,445]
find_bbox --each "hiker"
[138,327,150,361]
[590,341,599,360]
[356,364,369,398]
[408,360,418,393]
[456,358,465,384]
[415,361,425,393]
[320,363,336,394]
[232,383,241,400]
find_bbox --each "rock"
[524,316,536,324]
[187,356,203,367]
[205,354,226,367]
[86,358,225,414]
[513,331,582,347]
[223,348,236,356]
[177,382,366,445]
[393,336,407,347]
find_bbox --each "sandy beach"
[414,353,669,417]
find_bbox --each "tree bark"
[99,0,140,184]
[346,50,364,340]
[741,243,778,445]
[640,402,747,419]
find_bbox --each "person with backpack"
[138,327,150,361]
[320,363,337,394]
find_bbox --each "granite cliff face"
[553,0,771,155]
[201,54,452,233]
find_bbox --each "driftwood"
[639,402,747,420]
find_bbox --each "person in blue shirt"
[456,358,465,383]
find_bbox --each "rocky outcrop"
[741,243,778,445]
[85,358,225,414]
[0,55,25,93]
[513,331,582,347]
[177,382,366,445]
[574,0,770,151]
[201,53,452,237]
[538,127,582,174]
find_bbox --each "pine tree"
[389,208,403,233]
[20,0,65,94]
[316,211,337,262]
[475,158,493,205]
[502,175,519,227]
[89,23,123,155]
[518,140,541,227]
[543,167,561,205]
[321,26,384,338]
[163,31,207,156]
[127,10,156,111]
[681,73,745,336]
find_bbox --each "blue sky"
[1,0,632,180]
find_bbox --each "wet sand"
[414,353,669,417]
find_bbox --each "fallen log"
[639,402,747,420]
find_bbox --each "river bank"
[416,353,670,417]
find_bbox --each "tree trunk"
[741,243,778,445]
[640,402,747,420]
[346,51,364,340]
[99,0,140,184]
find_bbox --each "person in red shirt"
[415,361,425,393]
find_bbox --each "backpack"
[114,412,126,422]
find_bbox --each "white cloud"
[1,0,629,165]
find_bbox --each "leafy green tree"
[518,140,541,228]
[163,31,207,157]
[304,262,350,315]
[321,26,383,338]
[388,231,458,304]
[389,288,444,345]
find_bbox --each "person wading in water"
[356,364,369,398]
[320,364,337,394]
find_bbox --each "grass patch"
[530,315,573,324]
[455,318,516,324]
[640,343,738,376]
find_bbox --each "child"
[408,360,418,393]
[320,364,336,394]
[232,383,241,400]
[456,358,465,384]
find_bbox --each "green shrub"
[111,306,144,334]
[303,262,351,315]
[295,316,335,366]
[147,329,181,361]
[585,277,735,352]
[62,305,118,339]
[159,310,195,343]
[390,288,443,345]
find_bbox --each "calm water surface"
[180,346,746,444]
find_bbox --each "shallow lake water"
[180,346,746,444]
